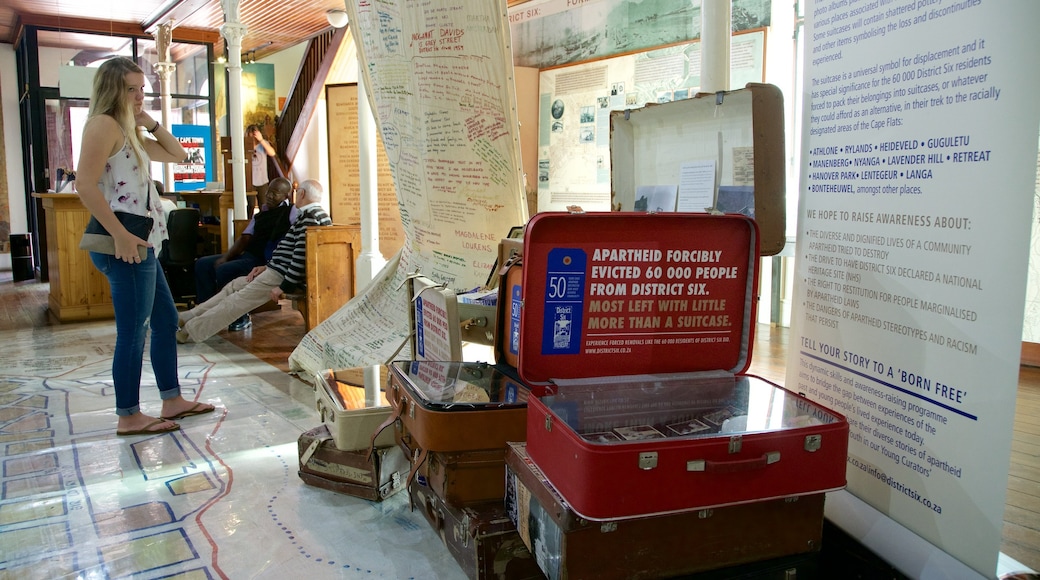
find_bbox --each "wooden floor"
[3,270,1039,572]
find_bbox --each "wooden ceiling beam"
[15,13,218,45]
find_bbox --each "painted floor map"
[0,321,464,579]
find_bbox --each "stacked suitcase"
[300,85,850,578]
[505,442,824,579]
[297,365,409,502]
[499,209,849,578]
[378,263,544,579]
[494,85,847,577]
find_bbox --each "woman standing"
[247,124,278,216]
[76,57,214,436]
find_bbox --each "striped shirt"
[267,202,332,293]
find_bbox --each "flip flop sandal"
[117,418,180,437]
[161,402,216,421]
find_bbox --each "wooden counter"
[33,193,114,322]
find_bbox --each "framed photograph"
[666,418,713,437]
[701,407,738,427]
[583,431,622,443]
[614,424,665,441]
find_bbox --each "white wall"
[1,44,28,247]
[257,42,306,118]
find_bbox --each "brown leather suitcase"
[377,360,530,497]
[297,424,408,501]
[409,476,545,580]
[504,442,824,580]
[397,423,508,504]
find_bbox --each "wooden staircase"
[274,26,349,178]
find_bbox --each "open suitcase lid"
[390,360,530,411]
[517,212,759,387]
[317,366,391,413]
[609,83,786,256]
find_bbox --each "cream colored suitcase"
[315,366,395,450]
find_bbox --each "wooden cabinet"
[299,224,362,330]
[33,193,114,321]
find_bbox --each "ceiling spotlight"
[326,9,349,28]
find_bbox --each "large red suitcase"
[518,212,848,520]
[504,442,823,579]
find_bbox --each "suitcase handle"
[693,451,780,473]
[406,447,429,490]
[366,398,404,462]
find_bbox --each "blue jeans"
[90,249,182,416]
[195,252,262,304]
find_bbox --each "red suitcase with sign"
[519,212,848,520]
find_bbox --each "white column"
[220,11,248,222]
[355,67,386,288]
[700,2,731,93]
[153,22,176,188]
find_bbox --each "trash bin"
[10,233,34,282]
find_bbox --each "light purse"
[79,211,154,260]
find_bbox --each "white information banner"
[289,0,528,377]
[789,1,1040,576]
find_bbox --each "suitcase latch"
[698,508,714,519]
[409,400,415,419]
[456,515,469,548]
[804,434,822,452]
[638,452,658,470]
[728,435,742,454]
[544,415,552,432]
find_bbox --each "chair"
[159,208,201,307]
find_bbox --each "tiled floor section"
[1,270,1037,578]
[0,318,465,579]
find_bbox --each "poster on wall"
[536,30,765,212]
[171,125,213,192]
[326,83,405,259]
[508,0,771,69]
[790,1,1040,576]
[241,63,277,131]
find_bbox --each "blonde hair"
[88,57,149,174]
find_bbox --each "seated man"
[194,176,297,330]
[176,179,332,344]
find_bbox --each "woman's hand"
[134,111,157,132]
[115,230,151,263]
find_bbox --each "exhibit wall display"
[536,31,765,212]
[326,83,405,258]
[507,0,771,69]
[788,1,1040,576]
[290,0,527,375]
